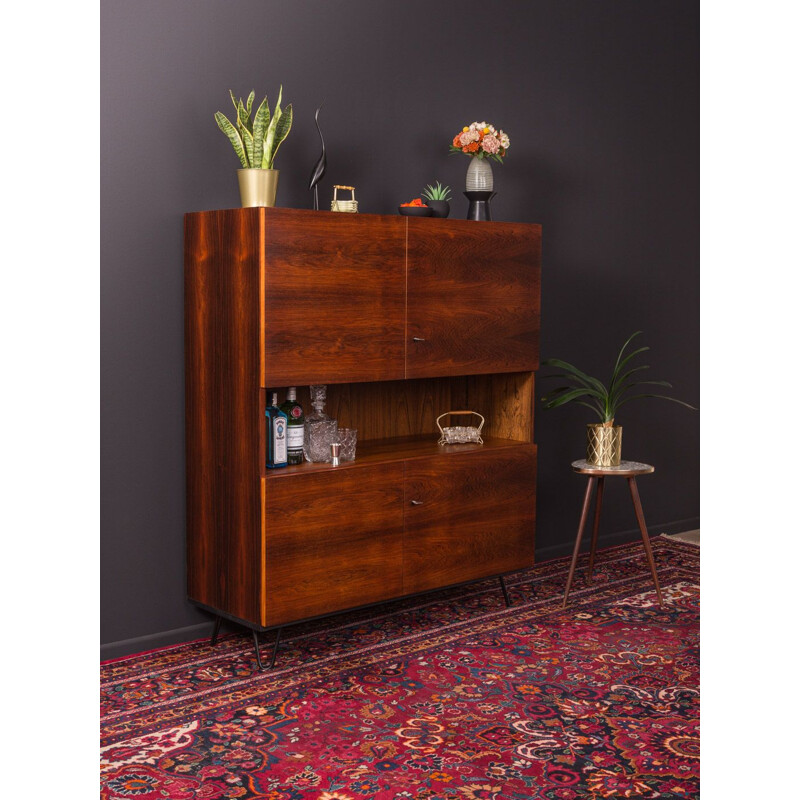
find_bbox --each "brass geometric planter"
[237,168,279,208]
[586,424,622,466]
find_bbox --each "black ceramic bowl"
[398,205,433,217]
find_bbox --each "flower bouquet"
[450,121,510,163]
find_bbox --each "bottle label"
[290,406,303,419]
[273,418,287,463]
[287,425,305,450]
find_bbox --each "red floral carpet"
[101,538,699,799]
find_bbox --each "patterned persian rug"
[101,538,699,799]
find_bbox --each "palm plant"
[215,88,293,169]
[540,331,696,426]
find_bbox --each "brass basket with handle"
[331,185,358,213]
[436,410,485,446]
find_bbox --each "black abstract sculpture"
[308,104,327,210]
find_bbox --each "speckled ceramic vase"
[465,157,494,192]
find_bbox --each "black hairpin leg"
[269,628,282,669]
[210,615,222,646]
[252,630,265,670]
[499,575,512,608]
[252,627,283,671]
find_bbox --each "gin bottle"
[280,387,305,465]
[265,392,288,469]
[303,384,338,462]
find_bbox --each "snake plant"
[540,331,697,425]
[215,88,293,169]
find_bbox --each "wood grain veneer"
[406,217,541,378]
[262,209,406,385]
[185,209,262,624]
[263,435,529,479]
[275,373,534,445]
[262,463,405,626]
[404,445,537,593]
[466,372,535,442]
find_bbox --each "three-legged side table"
[563,459,663,608]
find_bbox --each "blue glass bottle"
[265,392,288,468]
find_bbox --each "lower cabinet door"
[262,463,405,627]
[404,445,537,594]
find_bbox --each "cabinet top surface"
[184,206,542,231]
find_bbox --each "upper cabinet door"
[263,209,406,385]
[406,218,541,379]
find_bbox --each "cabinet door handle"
[410,499,424,506]
[412,337,426,342]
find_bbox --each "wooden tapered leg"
[586,477,605,583]
[563,477,596,608]
[627,477,664,606]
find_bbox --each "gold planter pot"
[237,168,279,208]
[586,424,622,466]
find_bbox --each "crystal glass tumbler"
[338,428,358,462]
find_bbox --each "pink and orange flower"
[449,121,510,162]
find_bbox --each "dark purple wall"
[101,0,698,655]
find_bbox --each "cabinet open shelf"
[264,433,531,478]
[262,372,537,476]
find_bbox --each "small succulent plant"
[421,181,452,202]
[215,88,293,169]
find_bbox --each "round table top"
[571,459,654,476]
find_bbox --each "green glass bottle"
[280,387,305,465]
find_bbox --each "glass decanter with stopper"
[303,384,339,462]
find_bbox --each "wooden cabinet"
[185,207,541,632]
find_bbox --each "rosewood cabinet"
[184,207,541,635]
